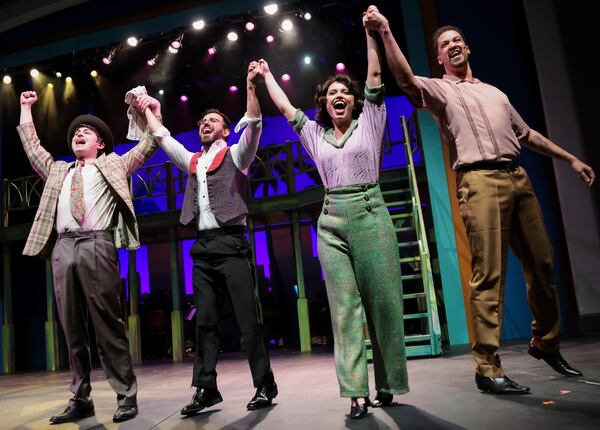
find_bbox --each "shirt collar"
[443,74,481,84]
[202,139,227,154]
[324,119,359,149]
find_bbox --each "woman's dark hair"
[314,74,364,128]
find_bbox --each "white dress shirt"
[153,116,261,230]
[56,160,117,233]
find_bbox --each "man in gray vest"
[133,61,277,414]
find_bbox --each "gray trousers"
[52,230,137,406]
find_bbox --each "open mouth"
[201,127,213,135]
[75,138,86,146]
[449,48,462,59]
[333,99,347,114]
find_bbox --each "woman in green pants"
[256,7,408,420]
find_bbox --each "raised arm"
[17,91,54,180]
[363,9,382,89]
[258,59,297,121]
[525,129,595,185]
[364,5,421,102]
[135,94,193,173]
[232,61,263,171]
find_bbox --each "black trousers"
[52,230,137,407]
[191,227,274,389]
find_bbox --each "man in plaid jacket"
[132,61,278,415]
[17,90,158,424]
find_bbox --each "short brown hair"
[314,74,364,128]
[432,25,467,54]
[199,108,232,130]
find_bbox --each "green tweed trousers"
[317,183,409,398]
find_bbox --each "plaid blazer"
[17,122,158,258]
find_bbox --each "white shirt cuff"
[234,114,262,133]
[153,126,171,138]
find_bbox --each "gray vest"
[180,147,249,227]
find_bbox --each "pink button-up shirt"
[414,74,530,170]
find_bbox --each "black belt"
[58,229,113,240]
[458,160,518,173]
[197,225,245,239]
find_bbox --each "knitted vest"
[180,147,249,226]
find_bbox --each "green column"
[2,243,14,374]
[284,142,311,352]
[400,0,469,346]
[127,250,142,364]
[169,228,183,362]
[44,261,59,371]
[292,212,311,352]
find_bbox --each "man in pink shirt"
[364,6,595,394]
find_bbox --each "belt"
[58,229,113,240]
[197,225,245,239]
[458,160,518,173]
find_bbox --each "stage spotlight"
[102,48,117,65]
[245,22,255,31]
[180,95,188,102]
[264,3,278,15]
[303,56,312,65]
[30,68,40,78]
[208,47,217,55]
[227,32,238,42]
[127,36,139,47]
[266,35,275,43]
[65,76,72,83]
[90,70,98,78]
[147,55,158,66]
[2,75,11,84]
[168,46,179,54]
[47,83,54,88]
[336,62,346,72]
[304,12,312,20]
[55,72,62,78]
[171,34,184,50]
[229,85,238,93]
[281,19,293,32]
[281,73,291,82]
[158,89,164,95]
[192,19,205,30]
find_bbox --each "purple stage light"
[229,85,238,93]
[336,62,346,72]
[245,22,255,31]
[102,57,111,65]
[281,73,291,82]
[180,95,188,102]
[266,35,275,43]
[208,47,217,55]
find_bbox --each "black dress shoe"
[49,400,95,424]
[528,344,583,376]
[246,381,278,410]
[371,391,393,408]
[181,387,223,416]
[475,374,530,394]
[113,405,138,422]
[349,398,368,419]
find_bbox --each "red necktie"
[70,160,85,224]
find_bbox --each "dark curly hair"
[314,74,364,128]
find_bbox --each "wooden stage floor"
[1,338,599,429]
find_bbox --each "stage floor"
[1,338,599,430]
